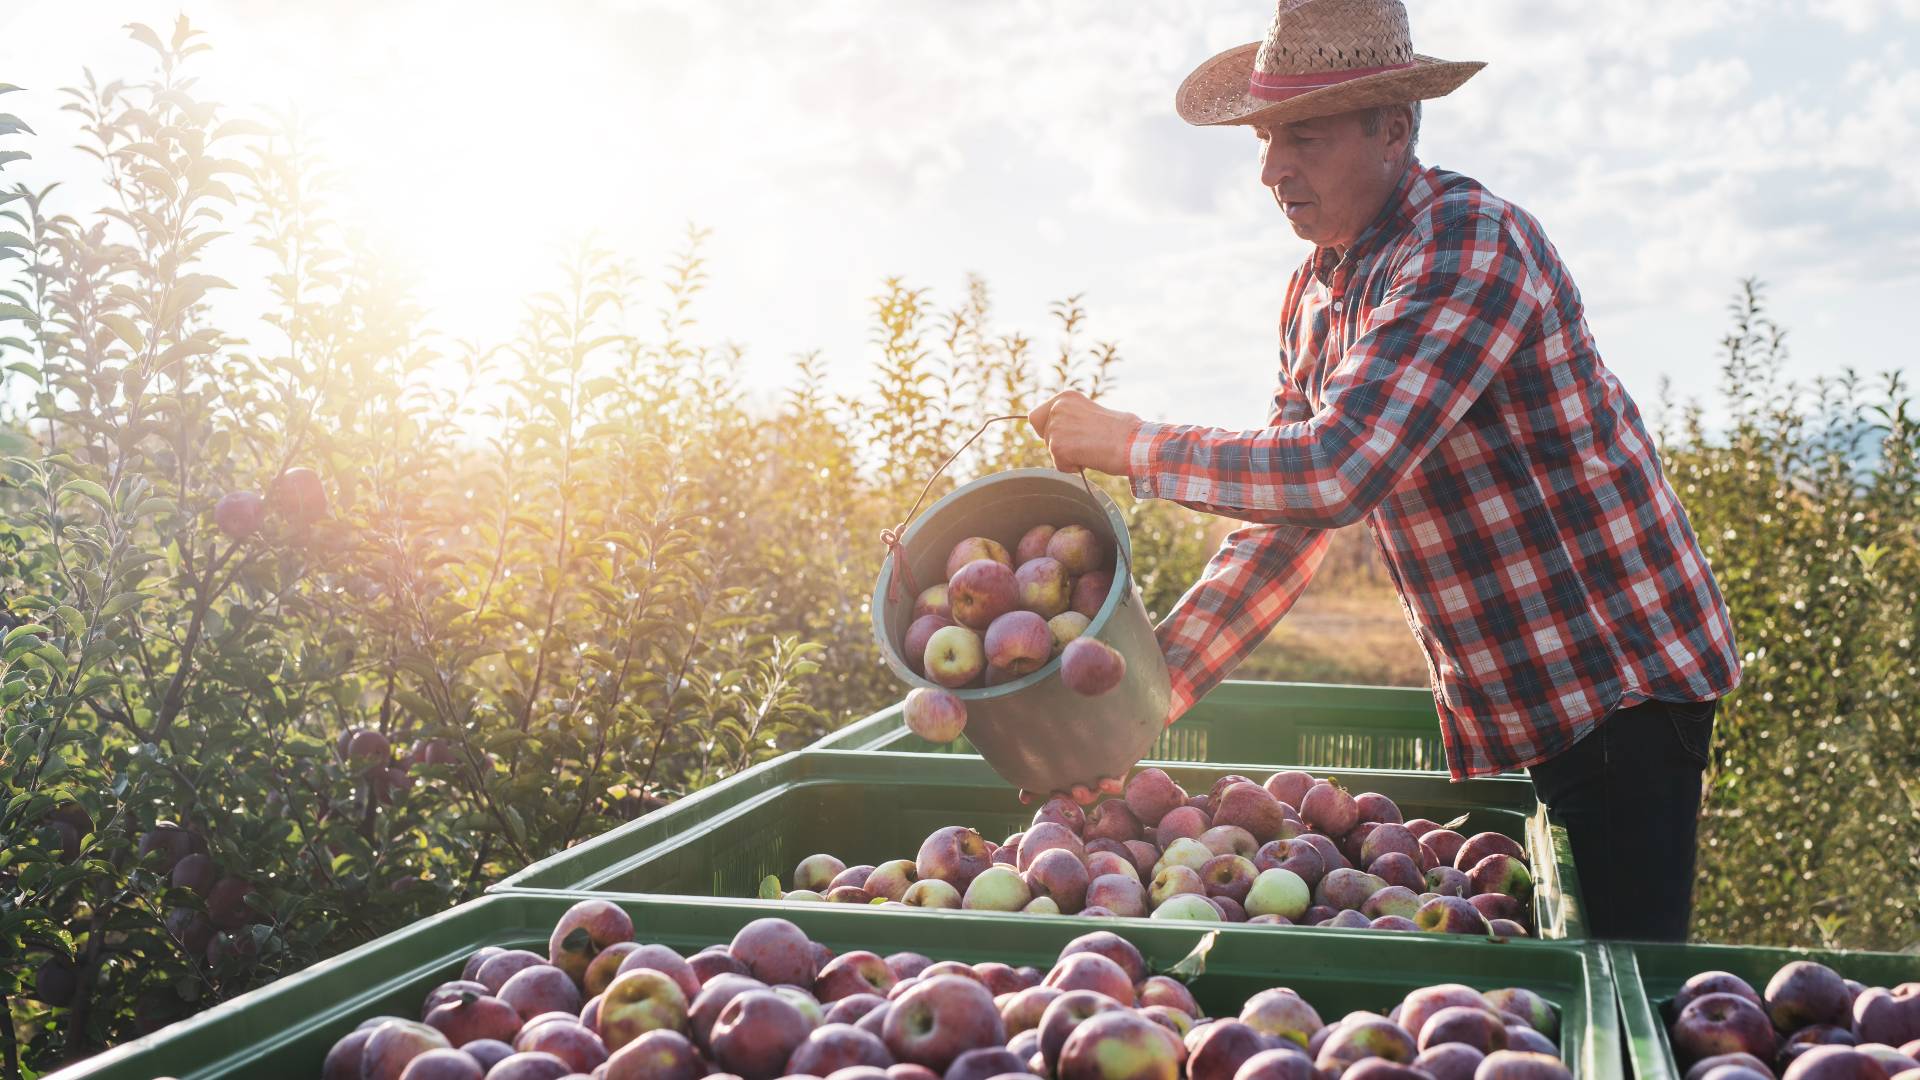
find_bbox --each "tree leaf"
[58,479,113,512]
[1163,929,1218,983]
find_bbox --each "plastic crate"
[809,680,1497,774]
[49,891,1622,1079]
[493,750,1586,939]
[1610,940,1920,1080]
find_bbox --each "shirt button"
[1332,299,1344,312]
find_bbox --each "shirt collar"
[1310,159,1436,285]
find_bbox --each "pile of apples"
[1664,960,1920,1079]
[319,906,1572,1080]
[898,526,1129,741]
[769,768,1537,937]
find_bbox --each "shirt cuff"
[1126,420,1171,500]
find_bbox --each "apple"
[1228,1047,1317,1080]
[816,952,897,1002]
[963,865,1033,911]
[726,918,818,989]
[268,466,327,523]
[500,965,583,1023]
[1359,885,1421,921]
[1149,865,1206,909]
[865,860,919,903]
[1314,1016,1416,1074]
[901,879,963,909]
[1058,1008,1182,1080]
[1016,525,1058,565]
[1061,638,1126,696]
[598,968,692,1051]
[1126,769,1189,826]
[1473,1050,1572,1078]
[1207,786,1285,846]
[547,899,634,986]
[1186,1019,1274,1080]
[1136,976,1200,1018]
[1049,611,1092,654]
[923,625,986,688]
[1319,909,1371,929]
[213,491,268,539]
[1354,792,1403,824]
[1467,892,1526,925]
[1004,985,1067,1034]
[1045,953,1136,1004]
[1200,855,1259,903]
[1156,837,1214,876]
[1857,1044,1920,1073]
[985,610,1053,675]
[1014,557,1073,618]
[1260,771,1313,810]
[1124,841,1163,880]
[1297,833,1350,874]
[1672,973,1764,1018]
[361,1020,453,1080]
[603,1028,703,1080]
[902,615,956,676]
[1466,854,1535,905]
[1359,824,1420,867]
[1071,571,1115,619]
[1200,825,1260,860]
[1088,851,1139,883]
[1034,796,1088,835]
[1046,525,1105,574]
[887,953,932,981]
[1152,894,1223,921]
[1413,895,1490,934]
[1425,867,1471,898]
[1254,839,1325,889]
[826,993,889,1026]
[688,949,749,985]
[584,944,641,998]
[1483,989,1557,1039]
[947,537,1012,580]
[1671,992,1777,1066]
[394,1048,482,1080]
[1416,1005,1507,1054]
[1233,867,1306,921]
[785,1023,892,1076]
[947,1047,1030,1080]
[1411,1043,1484,1080]
[1085,801,1142,844]
[882,975,1006,1073]
[709,988,812,1080]
[1058,931,1147,984]
[1299,783,1359,837]
[1369,853,1425,894]
[974,962,1033,997]
[950,559,1022,630]
[425,992,523,1046]
[1038,990,1129,1074]
[1855,984,1920,1046]
[1505,1025,1559,1057]
[912,584,953,622]
[422,980,491,1016]
[1313,868,1388,911]
[516,1021,607,1073]
[1419,830,1467,870]
[1026,847,1091,913]
[1453,832,1525,871]
[1338,822,1379,867]
[888,1066,943,1080]
[917,826,993,892]
[903,687,969,743]
[1148,810,1209,855]
[1020,822,1089,870]
[1682,1053,1773,1080]
[1767,962,1853,1032]
[1085,874,1149,917]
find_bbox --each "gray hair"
[1360,101,1421,158]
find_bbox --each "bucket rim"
[871,467,1134,701]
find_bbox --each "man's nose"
[1260,146,1293,191]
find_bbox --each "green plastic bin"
[493,750,1586,939]
[49,891,1622,1079]
[810,680,1496,774]
[1610,940,1920,1080]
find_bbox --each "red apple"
[946,537,1011,581]
[361,1020,453,1080]
[903,687,968,743]
[985,610,1053,675]
[1453,832,1525,871]
[603,1028,703,1080]
[1058,1008,1182,1080]
[1473,1050,1572,1078]
[1016,557,1073,618]
[1025,847,1091,914]
[950,559,1021,630]
[213,491,267,538]
[515,1021,607,1074]
[548,899,634,986]
[1085,874,1149,917]
[1672,992,1777,1066]
[882,975,1006,1073]
[1126,769,1189,827]
[917,826,993,892]
[1016,525,1058,565]
[500,964,583,1024]
[1048,526,1106,575]
[1058,931,1147,983]
[710,989,813,1080]
[913,584,952,622]
[269,466,327,522]
[1061,638,1125,696]
[1231,1047,1317,1080]
[1070,570,1114,619]
[425,992,523,1046]
[1045,952,1135,1005]
[396,1049,482,1080]
[728,917,819,988]
[1263,771,1315,810]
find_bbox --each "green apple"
[1150,894,1223,922]
[1153,838,1213,877]
[963,866,1032,912]
[1244,868,1310,920]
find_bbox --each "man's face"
[1255,108,1409,250]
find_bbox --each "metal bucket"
[871,467,1172,794]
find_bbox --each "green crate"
[50,891,1621,1080]
[494,750,1586,940]
[810,680,1501,774]
[1611,940,1920,1080]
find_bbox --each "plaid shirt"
[1127,162,1741,778]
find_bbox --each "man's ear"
[1386,104,1415,162]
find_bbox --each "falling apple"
[903,688,968,744]
[1060,638,1125,696]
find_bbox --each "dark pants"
[1527,696,1717,942]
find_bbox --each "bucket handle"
[879,414,1132,605]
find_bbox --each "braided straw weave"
[1175,0,1484,127]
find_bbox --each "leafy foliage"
[0,22,1215,1072]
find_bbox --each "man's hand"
[1028,390,1143,477]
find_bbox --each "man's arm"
[1157,522,1332,722]
[1129,209,1544,526]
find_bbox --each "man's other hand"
[1028,390,1142,477]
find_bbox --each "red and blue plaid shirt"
[1127,162,1741,778]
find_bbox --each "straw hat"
[1176,0,1484,128]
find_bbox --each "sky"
[2,0,1917,434]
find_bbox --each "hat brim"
[1175,41,1484,127]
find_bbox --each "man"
[1028,0,1740,941]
